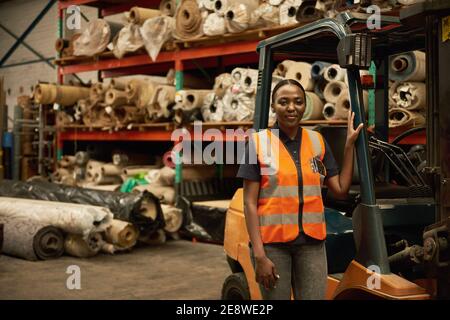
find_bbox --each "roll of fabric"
[391,82,426,111]
[34,83,90,106]
[296,0,322,21]
[214,0,229,16]
[175,89,211,110]
[279,0,302,25]
[64,233,103,258]
[302,91,324,120]
[199,0,217,11]
[285,62,315,91]
[313,78,328,100]
[129,7,161,25]
[213,73,233,98]
[269,0,284,5]
[222,90,255,121]
[203,12,226,36]
[148,84,176,121]
[112,23,144,59]
[126,79,157,108]
[201,92,224,122]
[322,102,337,120]
[114,106,145,125]
[105,88,128,107]
[159,0,176,16]
[389,51,426,82]
[108,78,128,91]
[73,19,122,56]
[311,61,332,80]
[241,69,259,95]
[59,155,76,169]
[89,83,105,102]
[105,219,139,249]
[134,184,176,205]
[225,0,259,33]
[174,0,205,40]
[0,215,64,261]
[55,38,70,54]
[335,89,369,120]
[0,197,113,239]
[140,16,175,61]
[389,107,425,129]
[161,204,183,233]
[101,164,122,176]
[250,3,280,27]
[274,60,296,77]
[323,80,347,104]
[158,166,176,186]
[324,64,346,82]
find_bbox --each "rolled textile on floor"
[139,228,166,245]
[0,216,64,261]
[389,107,425,129]
[129,7,161,25]
[274,60,296,77]
[112,23,144,59]
[311,61,332,80]
[159,0,176,16]
[391,82,426,111]
[279,0,302,25]
[89,83,106,102]
[335,89,369,120]
[203,12,226,36]
[213,73,233,98]
[0,180,165,237]
[324,64,346,82]
[0,197,113,239]
[199,0,217,11]
[64,233,103,258]
[133,184,176,205]
[161,204,183,233]
[140,16,175,61]
[285,62,315,91]
[314,78,328,100]
[323,80,347,104]
[73,19,123,56]
[250,3,280,27]
[34,83,90,106]
[174,0,205,40]
[389,51,426,82]
[302,91,324,120]
[105,219,139,249]
[104,88,128,107]
[225,0,259,33]
[214,0,229,16]
[201,92,224,122]
[322,102,337,120]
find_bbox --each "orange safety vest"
[252,128,327,243]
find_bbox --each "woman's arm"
[325,111,363,199]
[243,179,278,290]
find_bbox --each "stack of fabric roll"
[388,50,426,130]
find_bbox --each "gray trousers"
[251,242,328,300]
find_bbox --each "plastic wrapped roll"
[34,83,90,106]
[174,0,205,40]
[175,89,212,110]
[322,102,336,120]
[389,51,426,82]
[311,61,331,80]
[285,62,315,91]
[112,23,144,59]
[105,88,128,107]
[324,64,346,82]
[0,215,64,261]
[133,184,176,205]
[389,108,425,129]
[64,233,103,258]
[105,219,139,249]
[279,0,302,25]
[201,92,224,122]
[213,73,233,98]
[203,12,226,36]
[391,82,426,111]
[323,80,347,104]
[250,3,280,27]
[302,91,324,120]
[222,90,255,121]
[140,16,175,61]
[159,0,176,16]
[240,69,259,95]
[225,0,259,33]
[129,7,161,25]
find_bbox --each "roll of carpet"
[174,0,205,40]
[104,88,128,108]
[274,60,296,77]
[64,233,103,258]
[324,64,346,82]
[175,89,211,110]
[389,107,425,129]
[285,62,315,91]
[59,155,76,169]
[335,89,369,120]
[222,90,255,121]
[269,0,284,5]
[322,102,337,120]
[296,0,322,22]
[89,83,105,102]
[73,19,123,56]
[201,92,224,122]
[213,73,233,98]
[225,0,259,33]
[55,38,70,54]
[159,0,176,16]
[133,184,176,205]
[34,83,90,106]
[214,0,229,16]
[250,3,280,27]
[140,16,175,61]
[279,0,302,25]
[302,91,324,120]
[203,12,226,36]
[105,219,139,249]
[113,106,141,125]
[126,79,157,109]
[241,69,259,95]
[199,0,217,11]
[149,85,176,121]
[323,80,347,104]
[112,23,144,59]
[0,216,64,261]
[391,82,426,111]
[158,166,176,186]
[161,204,183,233]
[101,164,122,176]
[314,78,328,100]
[389,51,426,82]
[108,78,128,91]
[129,7,161,25]
[311,61,332,80]
[0,197,113,239]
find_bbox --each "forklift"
[222,1,450,299]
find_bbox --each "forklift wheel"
[221,272,251,300]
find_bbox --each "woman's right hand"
[255,256,278,290]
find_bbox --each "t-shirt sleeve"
[322,138,339,179]
[236,138,261,182]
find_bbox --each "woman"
[237,79,363,300]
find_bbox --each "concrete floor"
[0,240,230,300]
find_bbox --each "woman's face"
[271,84,306,128]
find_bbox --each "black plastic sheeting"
[0,180,165,236]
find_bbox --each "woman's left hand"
[346,111,364,145]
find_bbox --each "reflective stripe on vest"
[253,128,327,243]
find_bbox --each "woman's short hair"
[271,79,306,104]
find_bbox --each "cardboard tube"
[34,83,90,106]
[285,62,315,91]
[105,88,128,107]
[323,80,347,104]
[101,164,122,176]
[129,7,161,25]
[105,219,139,249]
